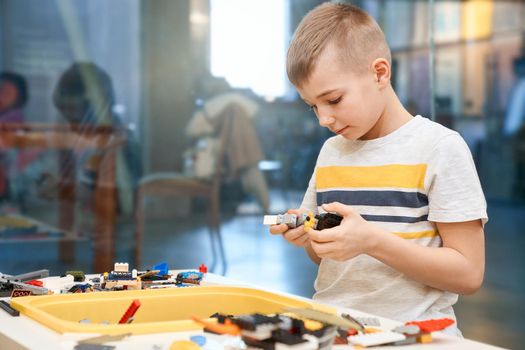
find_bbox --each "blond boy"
[270,3,486,336]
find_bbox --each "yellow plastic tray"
[11,285,334,335]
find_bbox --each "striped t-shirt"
[300,115,487,336]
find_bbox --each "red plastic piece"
[25,280,43,287]
[199,263,208,273]
[347,328,358,336]
[119,299,141,324]
[405,318,455,333]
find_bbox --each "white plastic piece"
[42,275,74,290]
[114,263,129,272]
[348,332,406,347]
[263,215,280,225]
[132,269,137,278]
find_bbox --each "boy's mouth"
[335,126,349,135]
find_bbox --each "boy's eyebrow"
[316,89,339,99]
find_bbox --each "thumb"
[321,202,354,217]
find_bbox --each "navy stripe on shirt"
[317,190,428,208]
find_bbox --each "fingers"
[269,224,289,235]
[283,227,309,247]
[307,227,337,243]
[310,240,339,259]
[321,202,354,217]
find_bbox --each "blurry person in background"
[0,72,29,207]
[0,72,28,123]
[186,75,270,214]
[49,62,141,216]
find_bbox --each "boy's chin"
[339,131,359,140]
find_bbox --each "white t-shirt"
[300,115,488,336]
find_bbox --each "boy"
[270,2,486,336]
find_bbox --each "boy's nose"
[318,113,335,127]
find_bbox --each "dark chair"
[134,107,237,275]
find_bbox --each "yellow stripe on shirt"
[393,230,438,239]
[316,164,427,191]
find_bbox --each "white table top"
[0,272,506,350]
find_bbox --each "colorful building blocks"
[263,212,343,231]
[176,271,203,285]
[197,312,338,350]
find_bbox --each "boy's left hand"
[307,202,375,261]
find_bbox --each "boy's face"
[296,45,387,140]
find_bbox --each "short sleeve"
[300,169,318,214]
[426,134,488,225]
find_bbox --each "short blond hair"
[287,2,391,87]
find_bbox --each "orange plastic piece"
[417,333,433,343]
[406,318,454,333]
[191,315,240,336]
[364,327,381,333]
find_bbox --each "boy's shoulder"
[322,115,460,150]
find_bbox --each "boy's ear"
[371,58,390,88]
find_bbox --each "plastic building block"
[199,263,208,273]
[118,299,141,324]
[286,308,364,332]
[176,271,203,285]
[152,262,169,276]
[114,263,129,272]
[25,280,44,287]
[66,271,85,282]
[417,333,433,343]
[169,340,200,350]
[0,300,19,316]
[354,316,380,327]
[234,313,282,340]
[189,335,207,346]
[263,213,312,228]
[191,315,241,335]
[405,318,454,333]
[264,212,343,231]
[304,213,343,231]
[341,313,366,330]
[392,325,420,335]
[12,269,49,281]
[11,289,32,297]
[348,331,406,347]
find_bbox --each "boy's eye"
[307,104,317,112]
[328,97,342,105]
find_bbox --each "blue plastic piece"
[190,335,206,346]
[152,262,168,276]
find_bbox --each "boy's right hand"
[269,209,310,247]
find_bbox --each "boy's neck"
[360,85,413,140]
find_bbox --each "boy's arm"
[307,202,485,294]
[368,220,485,294]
